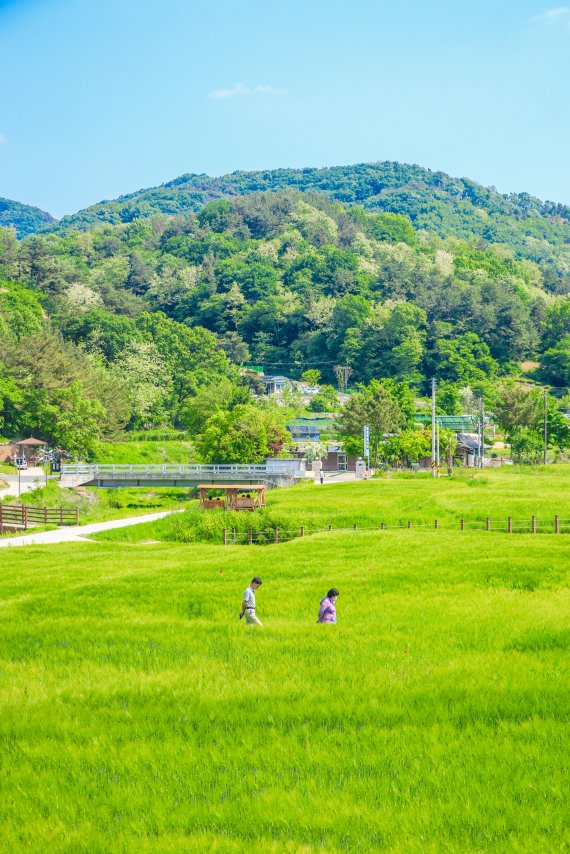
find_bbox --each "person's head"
[251,576,263,589]
[327,588,339,601]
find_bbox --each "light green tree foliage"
[0,331,129,454]
[435,381,462,415]
[431,333,498,385]
[381,429,432,466]
[0,280,44,339]
[339,380,404,466]
[540,336,570,386]
[509,428,544,464]
[178,379,251,436]
[196,404,289,464]
[116,341,173,428]
[48,380,106,458]
[301,369,321,385]
[298,441,329,464]
[308,384,338,413]
[493,383,569,451]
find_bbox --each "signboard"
[355,458,366,480]
[363,425,370,458]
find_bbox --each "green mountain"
[0,197,54,238]
[46,162,570,286]
[2,187,569,455]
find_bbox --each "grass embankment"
[0,531,568,851]
[92,435,195,465]
[94,464,570,545]
[7,480,190,525]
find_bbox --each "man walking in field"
[240,576,263,627]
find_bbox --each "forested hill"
[0,197,54,238]
[1,189,570,456]
[45,163,569,283]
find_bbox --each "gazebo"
[198,484,266,512]
[14,437,46,466]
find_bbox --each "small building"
[322,445,359,473]
[286,418,323,442]
[455,433,493,467]
[262,375,291,395]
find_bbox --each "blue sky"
[1,0,569,217]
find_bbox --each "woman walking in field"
[317,588,339,624]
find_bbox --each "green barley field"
[1,474,569,851]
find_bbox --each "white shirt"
[243,586,256,609]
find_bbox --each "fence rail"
[62,460,305,476]
[0,503,79,533]
[222,515,570,544]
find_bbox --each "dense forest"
[0,197,54,238]
[1,182,569,459]
[2,162,569,287]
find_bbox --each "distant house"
[322,445,359,473]
[455,433,492,467]
[262,374,291,395]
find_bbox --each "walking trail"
[0,510,178,548]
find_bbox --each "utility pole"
[436,420,440,467]
[481,400,485,469]
[431,378,437,478]
[544,389,548,465]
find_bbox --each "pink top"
[318,596,337,623]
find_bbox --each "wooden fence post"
[300,527,305,537]
[23,506,28,530]
[44,507,48,524]
[75,507,79,525]
[328,524,332,531]
[248,529,253,545]
[223,528,227,546]
[508,516,512,534]
[555,514,560,534]
[353,523,358,531]
[531,515,536,534]
[274,528,279,544]
[407,520,412,529]
[460,518,465,531]
[486,517,490,531]
[380,521,385,530]
[434,519,439,530]
[232,527,236,544]
[0,503,3,533]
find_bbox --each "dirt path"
[0,509,179,548]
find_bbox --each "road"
[0,467,48,499]
[0,509,178,548]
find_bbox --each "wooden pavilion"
[198,484,266,512]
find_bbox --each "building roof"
[197,484,266,491]
[15,437,46,446]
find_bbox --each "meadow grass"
[92,439,195,465]
[94,464,570,545]
[5,480,191,526]
[0,528,568,852]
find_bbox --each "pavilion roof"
[15,437,46,446]
[197,484,266,491]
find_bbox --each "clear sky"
[1,0,569,217]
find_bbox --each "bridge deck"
[61,460,306,489]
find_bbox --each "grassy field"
[0,521,569,850]
[94,465,570,545]
[92,439,195,465]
